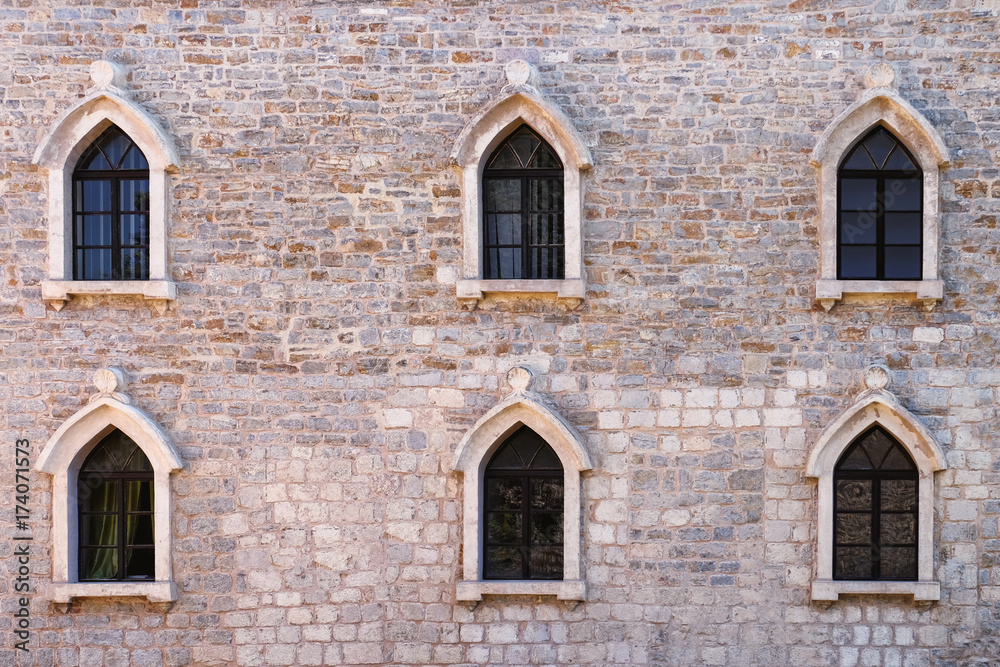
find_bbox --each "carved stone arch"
[451,367,589,601]
[453,64,593,307]
[807,368,945,602]
[34,370,181,602]
[33,62,179,312]
[812,64,950,311]
[451,393,592,476]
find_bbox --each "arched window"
[73,125,151,281]
[78,430,155,581]
[483,426,564,580]
[482,125,565,281]
[838,127,922,281]
[834,426,918,581]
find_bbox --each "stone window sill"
[41,280,177,314]
[49,581,177,603]
[811,580,940,602]
[815,279,944,312]
[456,279,584,309]
[457,580,585,602]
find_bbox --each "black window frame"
[482,124,565,281]
[77,432,156,582]
[482,426,564,581]
[72,125,151,281]
[833,425,919,581]
[837,126,923,281]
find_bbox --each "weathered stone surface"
[2,1,1000,665]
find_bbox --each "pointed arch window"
[72,126,151,281]
[838,127,922,281]
[834,426,918,581]
[483,426,564,580]
[78,430,155,582]
[482,125,565,281]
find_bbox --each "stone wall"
[1,0,1000,665]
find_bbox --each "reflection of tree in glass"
[134,191,149,211]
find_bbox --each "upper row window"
[73,126,151,281]
[838,127,922,281]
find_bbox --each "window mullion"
[111,177,121,280]
[872,477,881,580]
[521,176,530,280]
[876,176,885,280]
[118,475,126,580]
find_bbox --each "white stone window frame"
[33,61,180,314]
[452,61,593,309]
[812,63,950,312]
[806,365,946,603]
[450,367,592,602]
[34,369,183,603]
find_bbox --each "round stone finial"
[90,60,125,89]
[506,366,533,393]
[94,368,125,394]
[505,60,539,88]
[865,62,896,89]
[864,364,890,391]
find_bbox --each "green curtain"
[124,481,149,575]
[85,481,118,580]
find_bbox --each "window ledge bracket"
[811,579,940,602]
[816,279,943,312]
[457,580,585,602]
[48,581,177,604]
[42,280,177,314]
[456,279,584,310]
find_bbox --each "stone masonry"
[2,1,1000,666]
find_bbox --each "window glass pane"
[120,145,149,170]
[880,547,917,579]
[487,478,522,510]
[842,147,875,170]
[81,214,112,246]
[126,480,154,513]
[840,178,877,210]
[530,478,564,511]
[835,513,872,545]
[864,130,896,167]
[860,429,894,468]
[486,512,521,544]
[125,547,156,579]
[529,513,563,544]
[883,246,921,280]
[885,212,921,244]
[121,180,150,212]
[103,131,131,169]
[839,212,877,245]
[80,149,111,171]
[885,178,921,211]
[81,514,118,547]
[80,480,119,514]
[880,514,916,545]
[528,143,561,168]
[126,514,155,546]
[881,480,917,511]
[528,546,563,579]
[884,147,917,171]
[83,249,113,280]
[121,249,149,280]
[834,546,872,580]
[835,479,871,511]
[77,180,111,213]
[839,246,876,279]
[485,546,522,579]
[508,130,538,167]
[81,548,119,580]
[121,215,149,247]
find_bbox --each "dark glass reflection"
[483,426,564,580]
[73,126,150,280]
[838,127,922,280]
[482,125,564,280]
